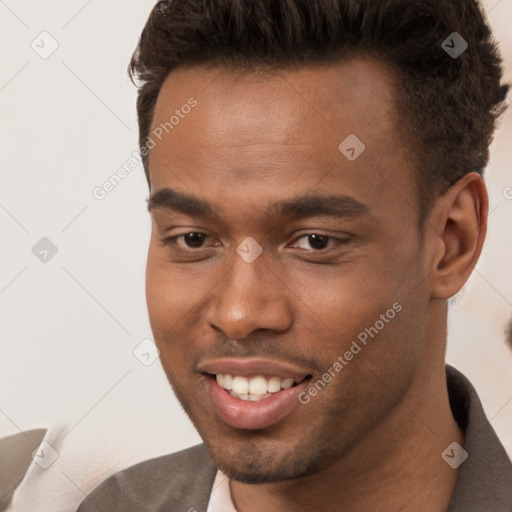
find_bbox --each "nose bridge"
[208,248,292,339]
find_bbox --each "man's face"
[146,59,433,482]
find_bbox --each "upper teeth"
[216,374,297,400]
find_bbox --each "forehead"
[151,57,397,146]
[147,58,416,224]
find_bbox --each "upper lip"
[197,357,312,380]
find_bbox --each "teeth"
[229,391,271,401]
[248,376,267,395]
[216,374,302,400]
[223,374,233,390]
[232,376,249,395]
[281,378,294,389]
[267,377,281,393]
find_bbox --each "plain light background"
[1,0,512,473]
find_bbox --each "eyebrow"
[148,187,369,221]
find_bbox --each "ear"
[427,172,488,299]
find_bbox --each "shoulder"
[76,443,217,512]
[446,366,512,510]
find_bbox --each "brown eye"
[293,234,331,251]
[161,232,211,250]
[180,232,208,248]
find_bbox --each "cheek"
[288,248,423,366]
[145,243,214,368]
[145,242,207,326]
[145,250,174,329]
[286,260,399,330]
[145,263,189,382]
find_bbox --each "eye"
[161,232,349,253]
[162,232,212,249]
[289,234,345,251]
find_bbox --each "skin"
[145,57,488,511]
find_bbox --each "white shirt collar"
[206,469,238,512]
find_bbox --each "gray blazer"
[75,366,512,511]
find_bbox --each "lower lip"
[206,376,309,430]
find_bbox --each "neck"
[230,300,464,512]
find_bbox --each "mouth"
[199,359,313,430]
[214,373,310,401]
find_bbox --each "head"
[132,0,508,483]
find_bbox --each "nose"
[206,249,294,340]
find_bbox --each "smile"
[216,374,306,401]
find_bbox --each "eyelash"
[160,232,349,254]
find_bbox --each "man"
[77,0,512,510]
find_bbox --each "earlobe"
[429,173,488,299]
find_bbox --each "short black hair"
[129,0,508,222]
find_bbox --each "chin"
[208,442,334,484]
[219,463,309,484]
